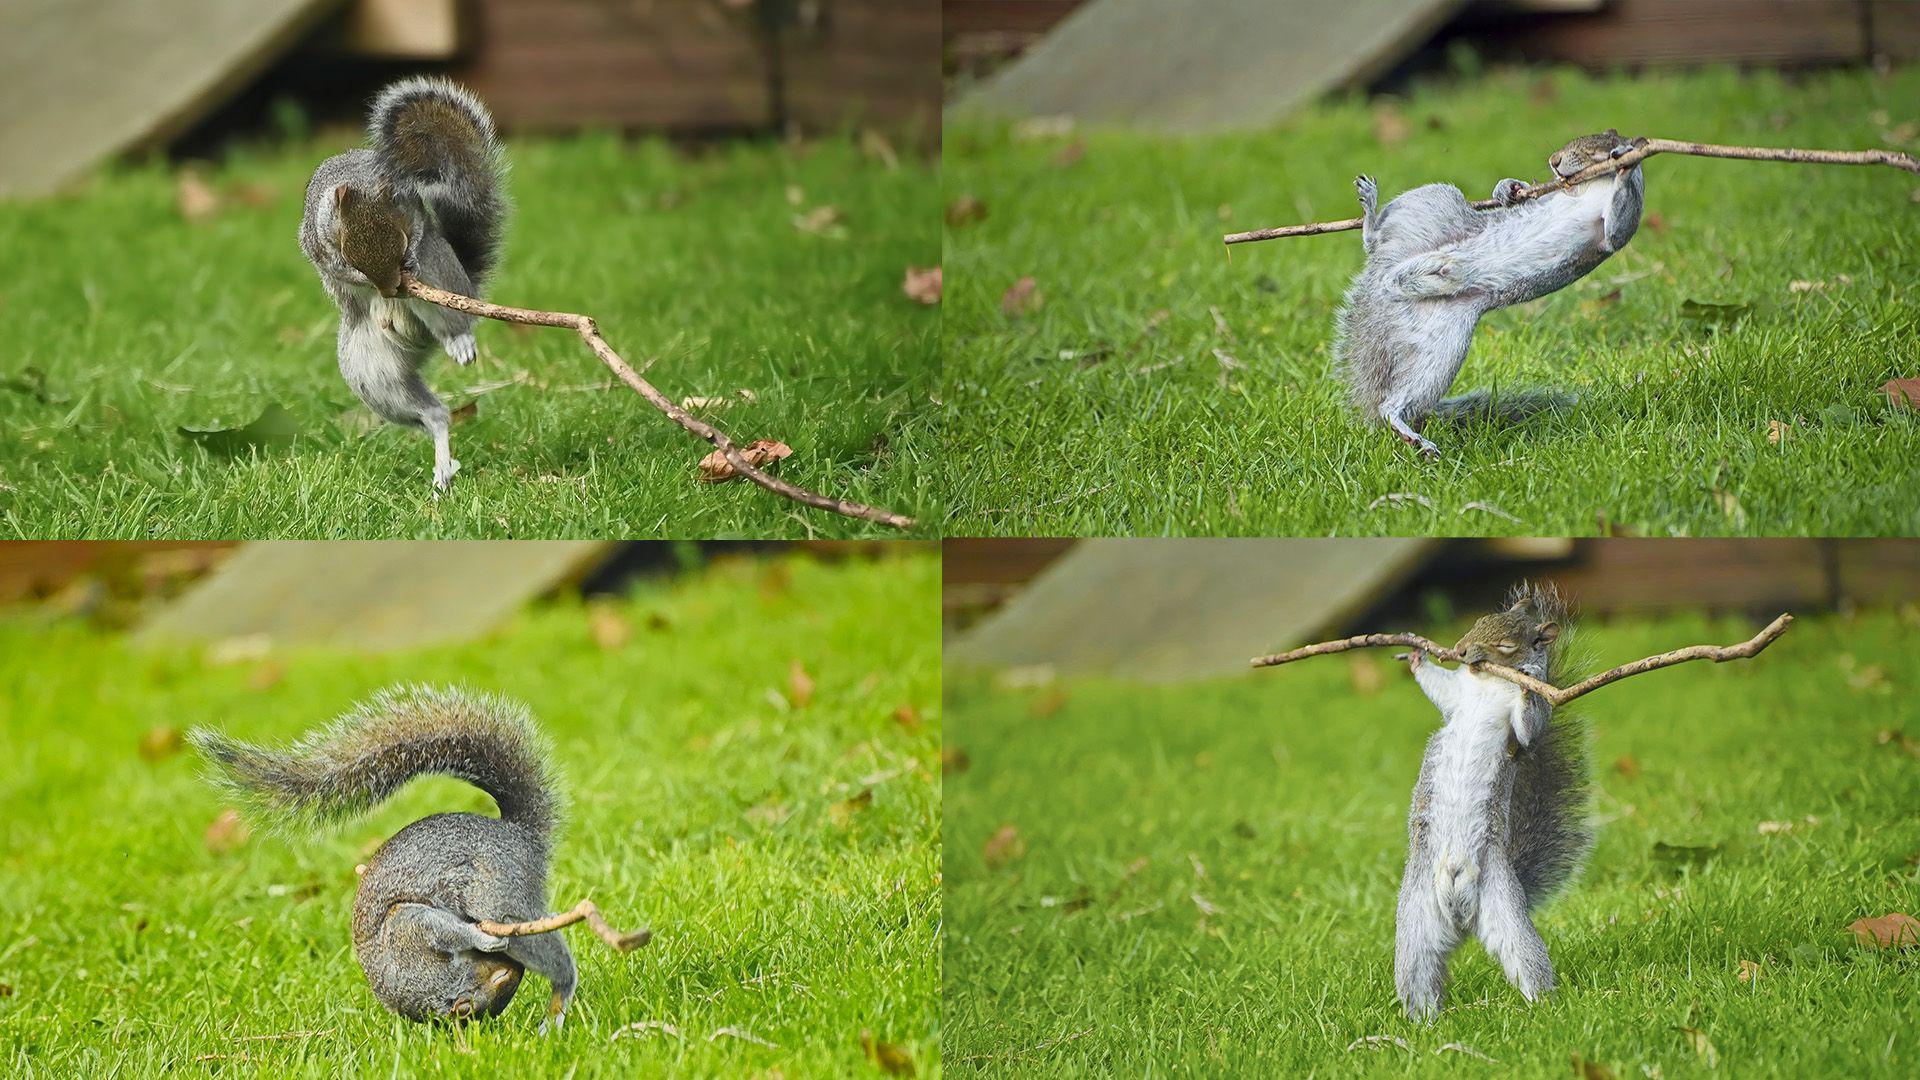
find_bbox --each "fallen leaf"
[588,604,631,650]
[1711,490,1747,528]
[941,745,970,774]
[1875,729,1920,758]
[746,798,791,827]
[1767,419,1793,444]
[176,170,221,222]
[179,404,302,456]
[792,205,845,237]
[830,787,873,828]
[1614,754,1640,779]
[945,194,988,227]
[1050,139,1086,168]
[892,703,921,730]
[0,983,11,997]
[1369,492,1434,511]
[1346,1035,1411,1052]
[1644,212,1667,232]
[858,128,899,170]
[1879,378,1920,409]
[1030,686,1068,719]
[708,1026,777,1048]
[204,809,251,854]
[862,1030,915,1075]
[1848,911,1920,948]
[902,266,942,305]
[139,727,184,762]
[679,396,735,411]
[1675,1026,1718,1068]
[1436,1043,1498,1063]
[1736,959,1762,983]
[1572,1053,1617,1080]
[1581,288,1623,314]
[1002,276,1043,317]
[983,824,1025,869]
[1191,893,1222,916]
[696,439,792,482]
[611,1020,683,1041]
[448,399,479,425]
[1460,500,1521,523]
[786,659,815,708]
[1757,820,1794,835]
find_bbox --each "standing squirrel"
[298,78,508,492]
[189,686,580,1029]
[1336,130,1647,457]
[1395,584,1592,1021]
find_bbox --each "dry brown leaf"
[697,439,792,483]
[1874,729,1920,758]
[902,266,942,305]
[1002,276,1043,318]
[1711,489,1747,528]
[589,604,632,650]
[945,194,988,227]
[1880,378,1920,409]
[892,703,922,730]
[830,787,873,828]
[679,396,734,411]
[1767,419,1793,444]
[863,1030,915,1075]
[1675,1026,1719,1068]
[1736,959,1762,983]
[1614,754,1641,779]
[983,824,1026,869]
[1051,140,1086,168]
[1373,106,1410,148]
[449,399,479,425]
[941,745,971,774]
[1848,911,1920,948]
[1756,820,1794,835]
[792,205,845,237]
[139,726,184,762]
[176,170,221,222]
[858,129,899,170]
[1644,212,1667,232]
[1571,1053,1617,1080]
[787,659,816,709]
[1030,686,1068,719]
[205,808,251,854]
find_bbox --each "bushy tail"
[188,685,557,839]
[369,77,508,285]
[1430,388,1574,426]
[1503,581,1593,907]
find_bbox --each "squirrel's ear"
[1605,128,1619,138]
[333,184,353,211]
[1537,621,1561,646]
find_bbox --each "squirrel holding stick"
[1394,584,1593,1020]
[1337,131,1646,457]
[298,78,508,493]
[191,687,590,1029]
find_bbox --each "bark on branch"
[476,899,652,952]
[399,274,916,530]
[1249,613,1794,707]
[1223,138,1920,246]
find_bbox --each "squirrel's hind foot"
[1355,174,1378,213]
[432,457,461,495]
[446,333,478,366]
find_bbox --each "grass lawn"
[0,131,938,538]
[941,66,1920,535]
[0,549,941,1076]
[943,609,1920,1076]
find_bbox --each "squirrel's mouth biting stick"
[1251,612,1793,706]
[1224,138,1920,246]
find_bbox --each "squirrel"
[188,686,581,1030]
[1335,130,1646,457]
[1394,584,1592,1021]
[298,77,508,493]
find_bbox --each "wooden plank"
[138,541,613,652]
[1472,0,1868,67]
[948,538,1438,682]
[951,0,1466,132]
[0,0,346,198]
[343,0,459,59]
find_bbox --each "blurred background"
[944,538,1920,681]
[945,0,1920,128]
[1,0,938,198]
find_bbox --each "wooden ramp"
[0,0,344,198]
[950,0,1464,132]
[948,538,1437,682]
[138,541,612,652]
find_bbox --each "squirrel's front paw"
[432,458,461,494]
[1492,178,1527,206]
[1355,174,1378,209]
[446,334,477,366]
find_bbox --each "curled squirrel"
[298,78,508,492]
[1395,584,1592,1020]
[189,686,580,1029]
[1336,130,1646,457]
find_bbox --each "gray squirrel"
[1336,130,1646,457]
[1395,584,1592,1020]
[189,686,580,1029]
[298,78,508,493]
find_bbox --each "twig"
[475,899,652,952]
[1224,138,1920,245]
[399,274,915,530]
[1250,614,1793,706]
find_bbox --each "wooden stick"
[476,899,652,952]
[399,274,916,530]
[1250,613,1793,707]
[1224,138,1920,245]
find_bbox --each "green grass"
[941,66,1920,535]
[0,132,938,538]
[0,550,941,1076]
[943,609,1920,1076]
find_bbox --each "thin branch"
[399,274,915,530]
[1224,138,1920,245]
[1250,613,1793,707]
[476,899,652,952]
